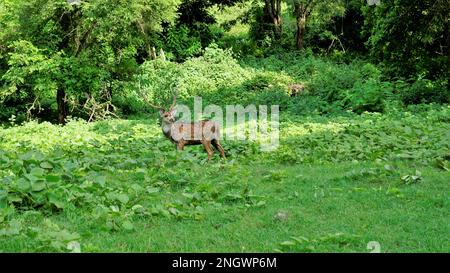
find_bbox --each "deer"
[142,93,226,161]
[288,83,307,97]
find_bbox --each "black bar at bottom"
[0,253,444,272]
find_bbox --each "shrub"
[399,79,449,105]
[343,79,394,114]
[308,62,382,103]
[288,96,329,115]
[118,49,445,118]
[131,44,252,108]
[160,25,203,61]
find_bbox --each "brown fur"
[288,83,307,97]
[163,119,226,161]
[146,95,226,161]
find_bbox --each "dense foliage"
[362,0,449,80]
[1,0,448,122]
[0,0,449,253]
[1,106,449,251]
[0,0,180,123]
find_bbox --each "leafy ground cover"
[0,106,448,252]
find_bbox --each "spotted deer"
[143,94,226,161]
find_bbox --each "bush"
[288,95,328,115]
[399,79,449,105]
[242,71,292,92]
[0,105,25,124]
[131,45,252,108]
[116,48,447,118]
[343,79,394,114]
[247,87,291,109]
[111,83,149,116]
[130,45,303,111]
[160,25,203,61]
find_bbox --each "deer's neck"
[161,121,174,141]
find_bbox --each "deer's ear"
[171,109,177,116]
[159,109,164,116]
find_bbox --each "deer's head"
[158,103,177,124]
[143,95,177,124]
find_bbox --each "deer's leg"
[177,140,186,150]
[212,139,226,159]
[202,141,214,161]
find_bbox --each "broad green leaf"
[16,178,31,191]
[122,220,134,231]
[30,167,44,177]
[94,176,106,187]
[48,194,65,209]
[146,187,160,194]
[7,195,22,203]
[40,162,53,169]
[31,181,46,192]
[116,193,129,204]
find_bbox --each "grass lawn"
[0,108,449,252]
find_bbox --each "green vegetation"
[1,106,449,252]
[0,0,449,252]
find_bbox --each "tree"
[0,0,180,123]
[248,0,283,46]
[362,0,449,80]
[290,0,344,50]
[292,0,312,50]
[152,0,243,61]
[263,0,282,39]
[177,0,241,27]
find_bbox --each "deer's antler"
[138,82,166,111]
[146,98,166,111]
[168,87,179,111]
[169,95,177,111]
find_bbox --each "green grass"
[0,109,449,253]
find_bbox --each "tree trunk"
[57,89,67,124]
[294,1,312,50]
[264,0,282,39]
[150,46,157,60]
[273,16,282,38]
[296,15,306,50]
[273,0,282,38]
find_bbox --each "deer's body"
[161,119,226,161]
[288,83,307,97]
[144,94,225,161]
